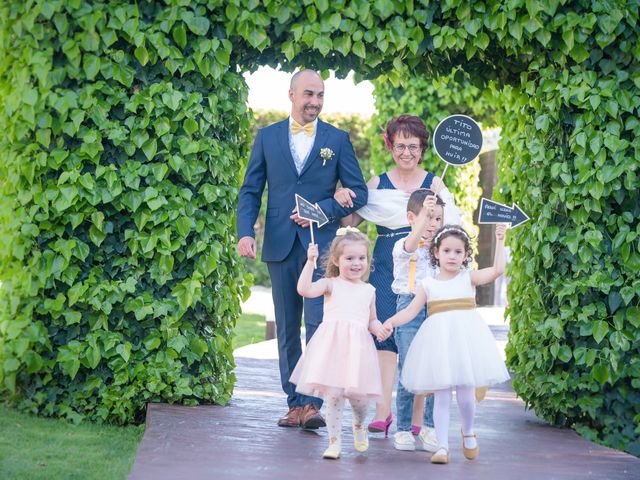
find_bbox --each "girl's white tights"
[433,386,477,450]
[325,395,369,447]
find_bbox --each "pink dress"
[290,277,383,401]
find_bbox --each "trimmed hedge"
[498,47,640,455]
[0,1,251,423]
[0,0,638,455]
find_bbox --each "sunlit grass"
[0,405,144,480]
[233,313,267,349]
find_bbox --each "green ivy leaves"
[497,6,639,453]
[0,1,638,455]
[0,0,248,425]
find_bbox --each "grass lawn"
[0,405,144,480]
[233,313,267,349]
[0,314,265,479]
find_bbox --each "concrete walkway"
[129,304,639,479]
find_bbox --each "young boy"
[390,189,445,452]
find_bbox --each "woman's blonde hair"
[322,230,372,279]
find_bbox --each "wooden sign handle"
[310,222,317,269]
[441,163,449,179]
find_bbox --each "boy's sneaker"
[394,431,416,451]
[417,426,438,452]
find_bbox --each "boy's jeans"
[394,293,435,431]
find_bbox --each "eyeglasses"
[393,144,421,154]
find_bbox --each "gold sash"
[427,297,476,315]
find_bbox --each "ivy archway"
[1,0,638,453]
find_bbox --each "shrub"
[0,1,251,423]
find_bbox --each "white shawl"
[356,188,461,229]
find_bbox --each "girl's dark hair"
[386,114,429,162]
[322,230,372,279]
[429,225,473,268]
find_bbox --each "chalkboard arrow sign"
[433,114,483,167]
[295,194,329,227]
[478,198,530,228]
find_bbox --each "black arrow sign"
[295,194,329,227]
[478,198,530,228]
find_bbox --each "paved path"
[129,312,639,479]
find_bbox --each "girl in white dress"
[381,224,510,464]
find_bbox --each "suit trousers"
[267,238,324,409]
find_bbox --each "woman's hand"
[430,176,444,195]
[290,207,310,228]
[334,187,356,208]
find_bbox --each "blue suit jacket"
[237,118,368,262]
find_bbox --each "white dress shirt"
[288,117,317,174]
[391,238,438,295]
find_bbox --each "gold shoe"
[323,437,341,459]
[353,423,369,452]
[431,447,449,464]
[462,430,479,460]
[475,386,488,402]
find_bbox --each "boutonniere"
[320,147,334,166]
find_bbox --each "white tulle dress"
[400,271,510,393]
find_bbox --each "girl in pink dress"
[290,227,386,459]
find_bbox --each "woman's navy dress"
[369,171,434,352]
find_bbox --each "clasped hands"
[372,321,394,342]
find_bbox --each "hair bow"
[336,226,360,236]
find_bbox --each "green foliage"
[494,15,640,457]
[498,60,640,455]
[0,1,251,424]
[0,0,638,455]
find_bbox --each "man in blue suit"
[237,70,368,429]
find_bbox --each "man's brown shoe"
[277,407,302,427]
[300,404,326,429]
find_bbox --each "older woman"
[336,115,459,446]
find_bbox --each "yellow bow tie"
[290,120,315,137]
